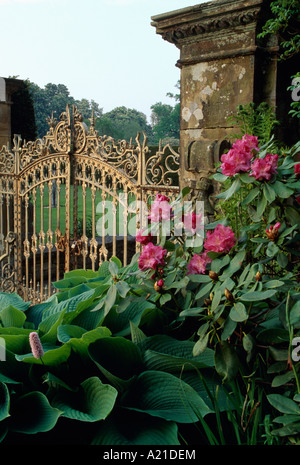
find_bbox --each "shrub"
[0,135,299,445]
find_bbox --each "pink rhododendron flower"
[220,135,259,177]
[250,153,278,181]
[204,224,236,254]
[187,252,212,275]
[183,212,203,235]
[295,163,300,177]
[233,135,259,154]
[148,194,172,222]
[138,242,167,271]
[136,229,152,245]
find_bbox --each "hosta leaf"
[0,382,10,421]
[16,342,71,366]
[0,305,26,328]
[122,370,213,423]
[0,293,30,312]
[10,391,61,434]
[138,335,214,369]
[89,337,144,380]
[91,411,180,445]
[51,377,117,422]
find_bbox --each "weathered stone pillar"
[151,0,297,217]
[0,77,26,148]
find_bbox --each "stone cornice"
[151,0,264,45]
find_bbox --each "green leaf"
[91,411,180,445]
[271,371,295,388]
[52,377,118,422]
[263,280,284,289]
[193,333,209,357]
[122,370,213,423]
[257,328,290,344]
[16,342,72,366]
[214,341,239,383]
[263,183,276,203]
[0,382,10,421]
[241,187,260,205]
[266,241,279,258]
[104,285,117,315]
[195,282,213,300]
[0,305,26,328]
[89,337,144,381]
[229,302,248,322]
[215,178,241,200]
[267,394,300,415]
[256,193,268,217]
[109,261,119,276]
[273,181,294,199]
[10,391,61,434]
[240,289,277,302]
[116,281,131,298]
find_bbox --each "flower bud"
[266,223,280,242]
[204,298,212,307]
[209,271,219,281]
[154,279,164,292]
[255,271,262,282]
[29,332,44,360]
[225,288,234,302]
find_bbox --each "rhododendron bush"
[0,136,299,446]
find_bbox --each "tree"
[150,81,180,145]
[258,0,300,61]
[96,106,152,141]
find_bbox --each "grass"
[31,183,138,240]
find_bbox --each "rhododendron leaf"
[116,281,131,298]
[214,341,239,383]
[256,194,267,217]
[263,183,276,203]
[273,181,294,199]
[266,241,279,258]
[215,179,241,200]
[241,187,260,205]
[193,333,209,357]
[104,285,117,315]
[229,302,248,322]
[195,282,213,300]
[240,289,277,302]
[267,394,299,415]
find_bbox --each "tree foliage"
[258,0,300,60]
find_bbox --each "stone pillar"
[0,77,25,148]
[151,0,292,218]
[0,78,12,148]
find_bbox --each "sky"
[0,0,207,122]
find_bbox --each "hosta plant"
[0,135,299,445]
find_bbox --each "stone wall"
[0,77,25,148]
[151,0,299,218]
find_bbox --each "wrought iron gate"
[0,105,180,303]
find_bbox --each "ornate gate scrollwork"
[0,105,180,303]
